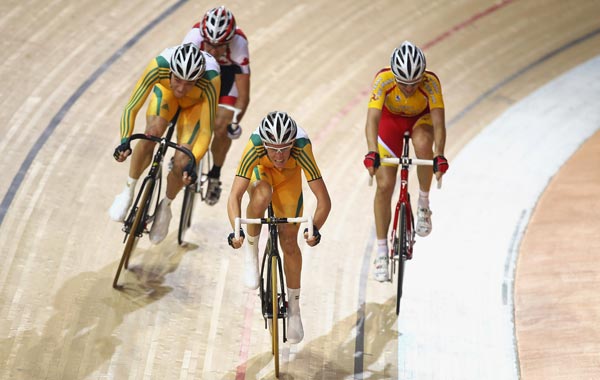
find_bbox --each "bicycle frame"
[113,122,196,288]
[380,131,434,314]
[390,134,416,261]
[235,207,312,377]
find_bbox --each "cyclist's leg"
[210,105,234,169]
[373,109,409,280]
[149,101,210,244]
[272,171,304,343]
[137,87,178,242]
[279,224,304,344]
[373,163,396,281]
[411,114,435,193]
[206,67,239,204]
[175,101,211,197]
[412,114,435,236]
[130,85,179,179]
[174,105,207,244]
[109,85,175,222]
[243,167,272,289]
[375,106,413,242]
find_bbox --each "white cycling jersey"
[182,24,250,75]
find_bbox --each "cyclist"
[363,41,449,282]
[109,43,220,244]
[182,5,251,206]
[227,111,331,344]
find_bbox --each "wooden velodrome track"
[1,0,599,379]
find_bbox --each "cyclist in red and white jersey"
[182,6,251,206]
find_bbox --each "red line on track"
[235,1,516,377]
[313,0,515,145]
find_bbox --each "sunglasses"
[263,142,294,154]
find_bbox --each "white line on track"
[396,55,600,380]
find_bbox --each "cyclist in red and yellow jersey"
[227,111,331,344]
[363,41,449,282]
[109,43,220,244]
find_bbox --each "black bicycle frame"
[259,203,288,342]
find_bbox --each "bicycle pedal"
[121,224,131,235]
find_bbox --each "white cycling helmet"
[390,41,426,84]
[170,43,206,81]
[258,111,297,145]
[201,6,237,44]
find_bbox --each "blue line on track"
[0,0,188,227]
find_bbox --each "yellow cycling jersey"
[235,128,322,182]
[368,68,444,116]
[119,47,220,141]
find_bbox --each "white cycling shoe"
[373,256,389,282]
[287,313,304,344]
[149,199,172,244]
[109,190,133,222]
[244,249,260,290]
[416,207,433,237]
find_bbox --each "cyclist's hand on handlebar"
[433,155,449,182]
[303,225,321,247]
[363,151,380,177]
[227,123,242,139]
[113,141,132,162]
[183,161,197,185]
[228,228,245,249]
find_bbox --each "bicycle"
[234,204,313,378]
[376,131,438,315]
[112,121,196,289]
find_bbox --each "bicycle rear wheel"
[395,203,408,315]
[178,185,195,245]
[270,255,280,377]
[113,178,155,288]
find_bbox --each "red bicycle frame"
[389,132,415,260]
[379,132,435,314]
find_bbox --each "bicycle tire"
[178,185,195,245]
[396,203,407,315]
[113,178,155,288]
[271,255,280,377]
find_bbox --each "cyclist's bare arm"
[430,107,448,181]
[305,178,331,246]
[233,73,250,122]
[365,107,382,176]
[227,175,251,249]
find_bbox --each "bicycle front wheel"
[396,203,408,315]
[271,255,280,377]
[113,178,155,288]
[178,185,195,245]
